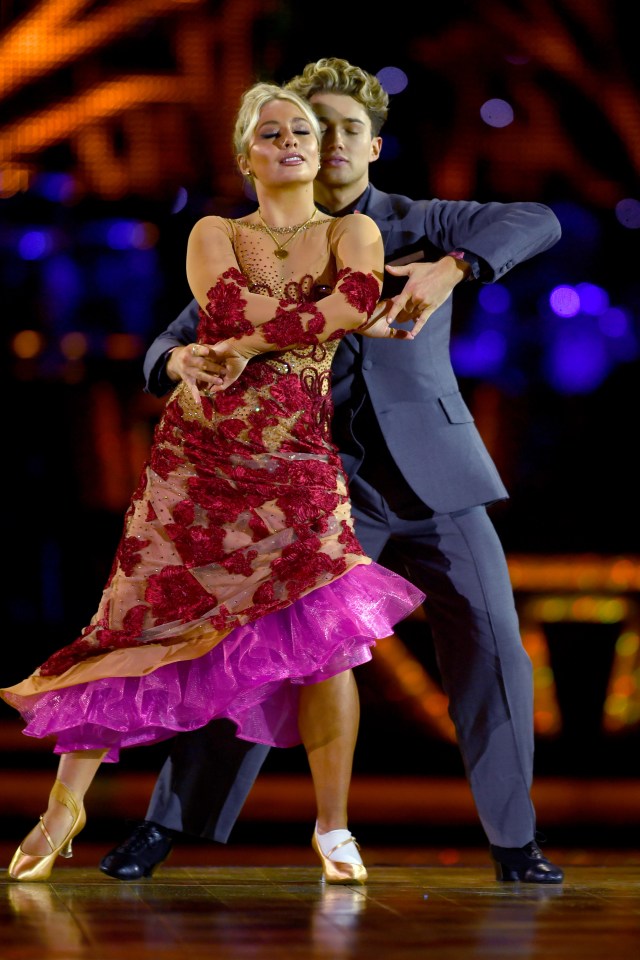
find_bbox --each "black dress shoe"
[100,821,174,880]
[490,840,564,883]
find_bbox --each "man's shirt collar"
[316,185,371,218]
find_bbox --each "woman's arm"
[187,213,384,338]
[186,214,389,391]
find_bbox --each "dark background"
[1,1,639,842]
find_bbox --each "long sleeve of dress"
[187,213,384,354]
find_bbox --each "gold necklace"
[256,208,318,259]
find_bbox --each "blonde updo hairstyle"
[233,82,323,184]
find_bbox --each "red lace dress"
[1,214,424,760]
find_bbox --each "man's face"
[309,92,382,192]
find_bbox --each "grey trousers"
[146,488,536,847]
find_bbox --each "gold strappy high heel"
[8,780,86,882]
[312,826,368,885]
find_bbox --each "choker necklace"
[257,208,318,259]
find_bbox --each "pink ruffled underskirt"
[14,564,424,761]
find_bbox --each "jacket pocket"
[438,391,474,424]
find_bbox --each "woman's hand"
[384,256,470,337]
[204,346,250,393]
[167,342,254,403]
[359,300,414,340]
[167,343,227,405]
[203,336,266,394]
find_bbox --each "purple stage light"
[478,284,512,314]
[575,282,609,316]
[549,285,580,318]
[18,230,50,260]
[376,67,408,95]
[480,98,514,128]
[615,198,640,229]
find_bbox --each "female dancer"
[1,82,423,885]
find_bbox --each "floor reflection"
[7,882,87,952]
[310,884,368,957]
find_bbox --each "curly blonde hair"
[286,58,389,136]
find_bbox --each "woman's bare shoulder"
[331,211,380,239]
[187,216,235,252]
[189,215,233,235]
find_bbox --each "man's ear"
[369,136,383,164]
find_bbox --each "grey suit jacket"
[143,185,561,513]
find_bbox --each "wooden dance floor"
[1,846,639,960]
[2,736,640,957]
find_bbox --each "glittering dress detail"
[1,215,424,759]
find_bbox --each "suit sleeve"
[425,199,562,282]
[143,300,200,396]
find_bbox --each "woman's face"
[240,99,319,187]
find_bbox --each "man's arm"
[383,199,562,335]
[143,299,200,396]
[430,198,562,280]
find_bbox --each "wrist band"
[446,249,477,281]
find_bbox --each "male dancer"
[101,58,563,884]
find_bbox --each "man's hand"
[165,336,271,401]
[166,343,227,405]
[384,256,471,337]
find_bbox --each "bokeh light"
[172,186,188,214]
[549,285,580,318]
[451,329,507,377]
[18,229,52,260]
[615,198,640,228]
[575,282,609,316]
[376,66,408,94]
[106,221,158,250]
[546,326,610,394]
[478,284,512,314]
[33,172,77,204]
[480,98,514,127]
[60,332,89,360]
[599,307,629,338]
[12,329,45,359]
[552,201,601,248]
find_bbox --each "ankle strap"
[324,835,360,859]
[51,779,81,819]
